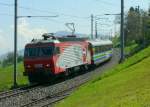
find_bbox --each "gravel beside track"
[0,50,119,107]
[0,84,40,100]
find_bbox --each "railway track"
[20,52,119,107]
[21,78,88,107]
[0,83,41,101]
[0,50,119,107]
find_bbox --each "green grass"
[56,46,150,107]
[0,62,28,91]
[125,43,138,55]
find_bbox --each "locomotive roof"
[29,36,88,44]
[57,37,88,42]
[87,39,112,46]
[29,39,60,44]
[27,33,112,46]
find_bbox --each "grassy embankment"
[0,62,28,91]
[56,46,150,107]
[125,43,138,55]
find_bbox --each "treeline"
[0,52,23,67]
[124,6,150,46]
[113,6,150,55]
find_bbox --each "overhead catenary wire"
[0,13,13,16]
[95,0,119,6]
[0,12,90,28]
[0,1,91,32]
[0,1,89,19]
[0,2,14,6]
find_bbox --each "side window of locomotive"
[55,47,60,55]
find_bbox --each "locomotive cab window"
[24,46,54,57]
[39,47,54,57]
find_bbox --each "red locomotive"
[23,33,113,83]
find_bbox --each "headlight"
[26,65,31,69]
[45,64,50,68]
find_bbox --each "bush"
[2,52,23,67]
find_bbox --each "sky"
[0,0,149,55]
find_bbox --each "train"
[23,33,113,83]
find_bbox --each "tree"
[0,60,2,67]
[17,55,23,62]
[2,52,23,67]
[2,52,14,67]
[124,7,141,45]
[124,6,150,46]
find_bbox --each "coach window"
[108,45,111,50]
[106,45,108,51]
[99,46,102,52]
[94,47,96,54]
[94,46,97,54]
[110,45,112,50]
[101,46,104,52]
[104,46,106,51]
[95,47,97,54]
[107,45,109,51]
[96,46,98,54]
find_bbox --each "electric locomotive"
[23,33,113,83]
[23,33,91,82]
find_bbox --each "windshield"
[24,46,54,57]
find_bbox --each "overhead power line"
[0,1,89,19]
[19,6,90,19]
[0,2,13,6]
[0,12,13,16]
[17,15,59,18]
[95,0,119,7]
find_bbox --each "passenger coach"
[88,40,113,64]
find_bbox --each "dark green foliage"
[0,61,1,67]
[124,6,150,47]
[2,52,14,67]
[2,52,23,67]
[17,55,23,63]
[112,35,120,48]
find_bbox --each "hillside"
[56,46,150,107]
